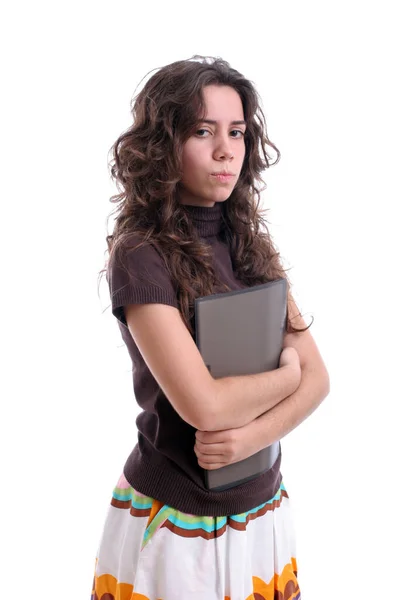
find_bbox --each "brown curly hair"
[99,55,312,336]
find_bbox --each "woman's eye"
[230,129,245,138]
[195,129,210,137]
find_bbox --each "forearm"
[205,365,300,431]
[252,365,330,448]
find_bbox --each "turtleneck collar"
[182,202,224,238]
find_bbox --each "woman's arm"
[206,348,301,431]
[194,362,329,470]
[207,293,329,432]
[125,302,301,431]
[253,293,330,444]
[124,294,322,433]
[253,362,330,448]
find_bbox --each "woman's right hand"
[279,346,301,391]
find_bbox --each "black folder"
[194,278,287,491]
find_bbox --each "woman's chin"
[210,190,233,203]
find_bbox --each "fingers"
[195,450,225,463]
[195,429,234,443]
[198,461,226,470]
[194,431,237,469]
[194,441,225,455]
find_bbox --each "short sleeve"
[107,235,179,327]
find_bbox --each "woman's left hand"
[194,421,261,470]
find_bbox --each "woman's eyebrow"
[198,119,247,126]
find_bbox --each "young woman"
[92,55,330,600]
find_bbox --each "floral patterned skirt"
[91,472,301,600]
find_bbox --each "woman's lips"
[211,174,235,183]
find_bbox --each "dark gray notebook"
[194,278,287,491]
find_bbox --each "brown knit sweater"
[107,202,282,516]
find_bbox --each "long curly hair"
[99,55,312,336]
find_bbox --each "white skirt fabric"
[91,472,301,600]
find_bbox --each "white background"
[1,1,399,598]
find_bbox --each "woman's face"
[179,85,246,207]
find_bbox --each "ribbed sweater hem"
[123,444,282,517]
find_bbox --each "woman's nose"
[213,136,234,160]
